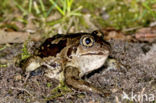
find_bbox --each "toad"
[21,31,111,95]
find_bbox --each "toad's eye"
[81,36,94,47]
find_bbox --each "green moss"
[0,64,7,68]
[47,82,52,88]
[0,45,7,51]
[21,40,31,60]
[46,81,71,100]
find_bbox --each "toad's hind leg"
[64,66,111,96]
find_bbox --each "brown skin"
[22,30,111,95]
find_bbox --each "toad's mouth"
[81,52,106,56]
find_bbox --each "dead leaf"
[30,34,41,42]
[0,30,29,44]
[101,28,132,41]
[135,27,156,42]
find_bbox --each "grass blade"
[15,1,27,15]
[47,5,55,17]
[49,0,64,16]
[34,1,40,14]
[28,0,32,13]
[39,0,46,17]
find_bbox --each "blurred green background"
[0,0,156,35]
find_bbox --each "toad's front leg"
[64,66,111,96]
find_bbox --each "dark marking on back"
[38,39,67,57]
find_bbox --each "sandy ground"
[0,40,155,103]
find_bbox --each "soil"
[0,40,155,103]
